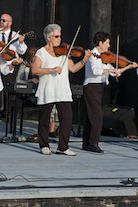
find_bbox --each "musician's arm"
[9,57,23,71]
[32,56,62,76]
[119,62,138,74]
[16,41,27,55]
[1,63,14,75]
[15,33,27,55]
[19,35,25,44]
[9,32,27,55]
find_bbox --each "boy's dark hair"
[93,31,110,46]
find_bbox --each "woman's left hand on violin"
[114,61,138,78]
[83,49,92,63]
[127,62,138,69]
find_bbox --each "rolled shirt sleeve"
[16,40,27,55]
[0,63,14,91]
[1,62,14,75]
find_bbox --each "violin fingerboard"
[10,31,35,45]
[23,31,35,38]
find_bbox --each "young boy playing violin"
[82,31,138,154]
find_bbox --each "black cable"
[0,172,138,183]
[0,172,138,190]
[8,175,30,182]
[0,183,138,191]
[0,173,8,181]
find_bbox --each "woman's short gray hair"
[43,24,61,43]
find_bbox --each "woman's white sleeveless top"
[35,47,72,105]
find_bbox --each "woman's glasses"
[52,35,62,38]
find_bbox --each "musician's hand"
[12,57,23,66]
[83,49,92,63]
[54,66,62,74]
[115,69,120,77]
[14,57,23,65]
[107,68,120,77]
[19,35,25,44]
[108,68,117,74]
[9,57,23,71]
[128,62,138,69]
[29,78,39,84]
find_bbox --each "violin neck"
[92,52,101,58]
[9,31,35,45]
[118,55,133,64]
[23,61,31,67]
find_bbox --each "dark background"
[1,0,138,122]
[111,0,138,117]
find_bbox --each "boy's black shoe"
[88,145,104,153]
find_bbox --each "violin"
[0,41,30,67]
[0,41,16,61]
[54,43,85,57]
[0,31,34,61]
[99,50,133,67]
[54,43,134,67]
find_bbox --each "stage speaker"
[102,104,138,137]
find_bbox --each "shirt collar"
[93,47,100,55]
[2,29,11,36]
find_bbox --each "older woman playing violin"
[82,31,138,154]
[32,23,92,156]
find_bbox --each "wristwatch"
[12,62,16,66]
[81,60,86,65]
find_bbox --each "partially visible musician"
[0,57,23,117]
[0,13,27,115]
[16,47,39,87]
[32,23,92,156]
[0,13,27,69]
[0,57,23,92]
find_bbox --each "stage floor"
[0,118,138,202]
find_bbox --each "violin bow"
[116,34,120,69]
[0,30,20,55]
[116,34,120,81]
[61,25,81,68]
